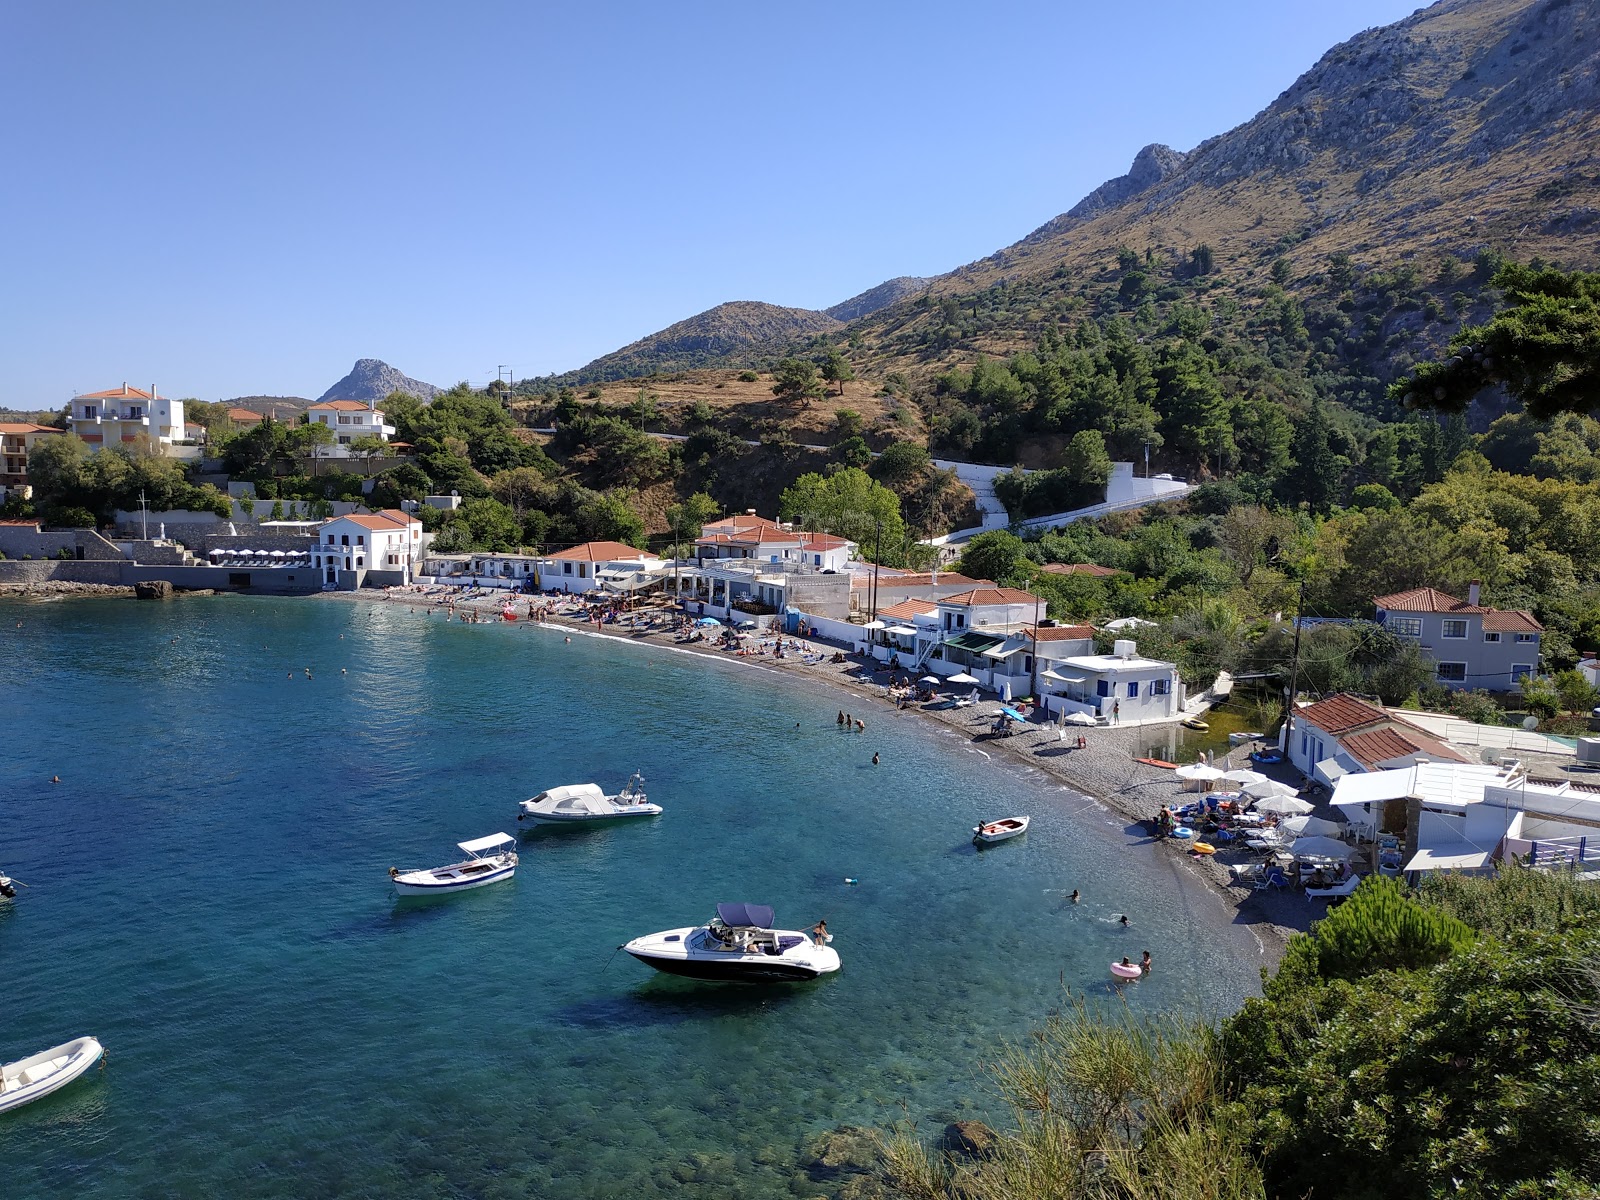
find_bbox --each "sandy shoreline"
[335,586,1328,964]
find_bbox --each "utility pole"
[869,517,883,629]
[1282,579,1307,768]
[139,489,149,541]
[1029,586,1041,702]
[1143,441,1151,479]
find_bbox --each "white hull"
[392,854,516,895]
[518,777,660,824]
[518,803,661,824]
[624,925,841,983]
[0,1037,103,1114]
[973,816,1029,845]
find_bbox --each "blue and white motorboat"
[623,903,840,983]
[390,833,517,896]
[0,1037,104,1114]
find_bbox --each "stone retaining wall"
[0,560,126,585]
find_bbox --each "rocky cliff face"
[317,359,443,404]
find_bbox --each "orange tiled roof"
[1375,586,1486,614]
[1296,693,1389,735]
[227,407,264,422]
[75,383,157,400]
[1029,624,1096,642]
[0,422,61,435]
[937,587,1038,607]
[1482,610,1544,633]
[799,533,852,550]
[334,512,412,531]
[877,599,938,622]
[1341,724,1469,770]
[1038,562,1122,577]
[548,540,651,562]
[310,399,376,411]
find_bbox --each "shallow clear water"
[1,597,1264,1197]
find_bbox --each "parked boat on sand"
[390,833,518,895]
[624,903,840,983]
[0,1037,104,1114]
[517,773,661,824]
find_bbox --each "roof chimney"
[369,396,377,410]
[1468,580,1481,606]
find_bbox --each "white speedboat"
[0,871,15,901]
[624,903,841,983]
[973,816,1029,845]
[517,773,661,824]
[390,833,517,896]
[0,1037,104,1114]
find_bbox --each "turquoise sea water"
[1,597,1264,1198]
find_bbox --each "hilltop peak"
[317,359,443,404]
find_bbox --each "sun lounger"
[1305,874,1362,901]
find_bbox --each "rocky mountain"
[547,301,843,386]
[824,276,931,322]
[317,359,443,405]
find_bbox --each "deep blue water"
[0,596,1263,1197]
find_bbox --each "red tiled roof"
[1375,586,1485,614]
[1296,693,1388,735]
[0,422,61,435]
[799,533,852,550]
[877,599,938,622]
[937,587,1038,607]
[1038,562,1122,577]
[548,540,651,562]
[1482,610,1544,633]
[861,572,979,589]
[310,399,376,411]
[226,407,264,422]
[702,514,790,537]
[0,518,42,527]
[1341,725,1469,770]
[75,383,157,400]
[333,511,415,531]
[1029,624,1096,642]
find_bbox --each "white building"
[1332,759,1600,877]
[314,509,421,587]
[535,541,662,594]
[306,399,397,457]
[1286,694,1471,786]
[1036,638,1184,724]
[68,383,186,454]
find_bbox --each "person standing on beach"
[1112,700,1120,724]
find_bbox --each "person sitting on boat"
[810,919,828,947]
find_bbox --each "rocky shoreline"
[344,587,1328,962]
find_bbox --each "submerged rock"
[939,1120,997,1160]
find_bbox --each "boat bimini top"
[714,902,775,929]
[457,833,516,857]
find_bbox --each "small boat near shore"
[0,870,16,901]
[1180,716,1210,732]
[517,773,661,824]
[0,1037,104,1114]
[1134,757,1177,769]
[390,833,518,896]
[973,816,1029,845]
[624,903,841,983]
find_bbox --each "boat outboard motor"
[0,881,15,898]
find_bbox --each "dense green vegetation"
[883,870,1600,1200]
[22,435,230,526]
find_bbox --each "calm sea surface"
[0,596,1263,1198]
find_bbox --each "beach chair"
[1252,866,1289,891]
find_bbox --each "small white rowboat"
[0,1036,104,1114]
[973,816,1030,845]
[391,833,518,896]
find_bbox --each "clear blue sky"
[0,0,1426,404]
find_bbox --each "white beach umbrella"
[1289,835,1353,860]
[1220,768,1268,786]
[270,550,286,559]
[1243,779,1300,802]
[208,547,225,559]
[919,676,941,685]
[1174,763,1224,782]
[947,672,980,685]
[1254,795,1314,816]
[1282,814,1342,838]
[1062,711,1098,726]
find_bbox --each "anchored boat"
[0,1037,104,1115]
[623,903,841,983]
[390,833,518,896]
[973,816,1029,845]
[517,773,661,824]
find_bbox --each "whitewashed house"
[535,541,662,595]
[314,509,422,588]
[1035,638,1183,724]
[68,383,186,454]
[306,398,397,458]
[1285,693,1471,786]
